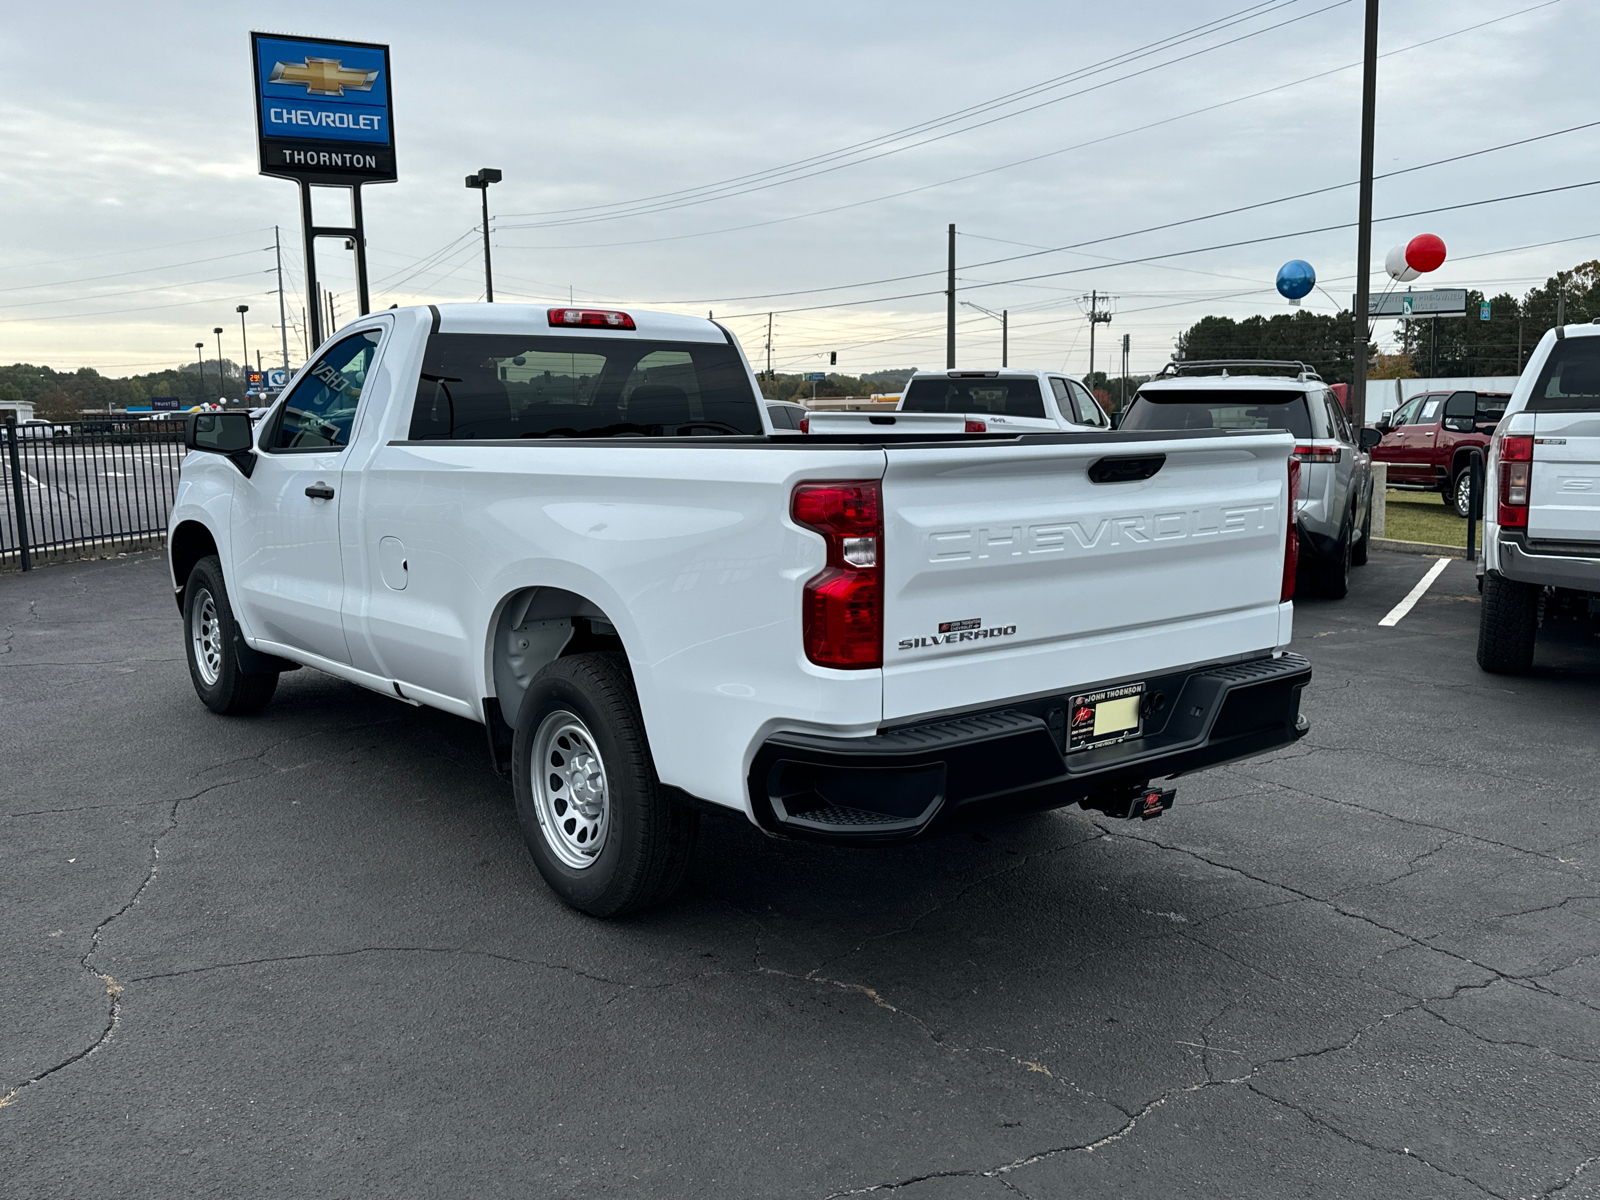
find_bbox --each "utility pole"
[1001,309,1008,368]
[1081,290,1114,384]
[766,312,773,380]
[946,223,956,369]
[1350,0,1380,424]
[1517,312,1525,371]
[213,327,225,396]
[274,225,290,369]
[465,169,503,301]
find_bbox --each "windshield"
[1119,388,1311,438]
[901,376,1046,419]
[408,334,763,439]
[1529,338,1600,413]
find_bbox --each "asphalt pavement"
[3,549,1598,1199]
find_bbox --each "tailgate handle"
[1088,454,1166,484]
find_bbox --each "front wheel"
[183,556,279,715]
[1449,468,1474,519]
[512,652,698,917]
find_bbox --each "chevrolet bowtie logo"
[269,57,378,97]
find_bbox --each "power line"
[0,270,274,313]
[0,227,274,276]
[497,1,1308,223]
[495,0,1560,254]
[500,1,1351,230]
[0,248,271,295]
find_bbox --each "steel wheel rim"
[1454,472,1472,517]
[530,710,610,870]
[190,587,223,686]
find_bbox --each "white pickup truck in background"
[1478,323,1600,672]
[169,303,1310,916]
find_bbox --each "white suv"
[1477,324,1600,672]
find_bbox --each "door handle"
[305,483,335,500]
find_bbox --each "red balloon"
[1406,233,1447,273]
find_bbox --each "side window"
[1324,393,1353,443]
[1392,397,1424,427]
[270,330,383,452]
[1418,396,1444,424]
[1068,380,1108,427]
[1048,378,1076,421]
[766,404,796,430]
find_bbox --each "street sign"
[267,368,289,389]
[151,397,181,411]
[1480,301,1492,321]
[252,33,396,185]
[809,372,826,382]
[1360,289,1468,318]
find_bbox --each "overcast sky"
[0,0,1591,380]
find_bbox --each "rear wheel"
[512,652,698,917]
[1477,572,1539,674]
[183,556,279,715]
[1308,516,1352,599]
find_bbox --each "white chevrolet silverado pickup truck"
[168,303,1310,916]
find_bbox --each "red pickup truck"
[1370,389,1509,517]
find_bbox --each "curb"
[1371,537,1468,559]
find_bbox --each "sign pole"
[299,181,323,349]
[1350,0,1379,424]
[352,185,371,315]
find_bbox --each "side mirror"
[1376,409,1393,431]
[1359,427,1383,451]
[187,411,256,477]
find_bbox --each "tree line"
[0,359,250,420]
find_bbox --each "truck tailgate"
[880,432,1292,721]
[1530,414,1600,542]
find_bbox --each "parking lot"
[3,548,1597,1198]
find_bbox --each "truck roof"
[424,302,729,343]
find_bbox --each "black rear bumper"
[748,652,1311,843]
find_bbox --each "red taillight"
[1281,457,1301,603]
[798,415,809,434]
[792,481,883,669]
[547,307,636,330]
[1292,442,1342,463]
[1497,434,1533,527]
[964,419,987,433]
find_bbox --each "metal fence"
[2,416,187,571]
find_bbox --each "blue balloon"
[1276,259,1316,301]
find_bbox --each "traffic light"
[830,351,837,366]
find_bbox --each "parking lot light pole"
[213,328,225,398]
[237,306,250,398]
[195,342,206,395]
[961,301,1008,367]
[465,169,502,302]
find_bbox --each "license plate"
[1067,683,1144,752]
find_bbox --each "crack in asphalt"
[1543,1154,1598,1197]
[817,989,1506,1199]
[0,774,246,1111]
[128,946,645,990]
[1419,1002,1600,1066]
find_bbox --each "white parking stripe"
[1379,557,1454,627]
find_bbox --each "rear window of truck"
[901,377,1046,419]
[1529,338,1600,413]
[407,334,763,440]
[1118,389,1313,438]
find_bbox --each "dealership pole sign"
[252,33,395,184]
[252,32,395,348]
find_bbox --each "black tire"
[1351,490,1372,567]
[1448,468,1473,519]
[1307,516,1353,599]
[183,555,279,715]
[1477,572,1539,674]
[512,652,698,917]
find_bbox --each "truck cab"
[896,369,1111,432]
[1370,389,1509,516]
